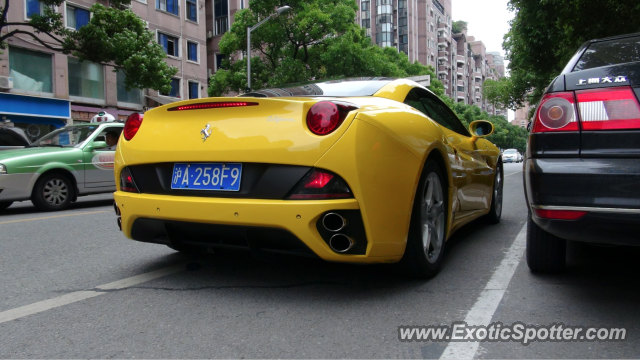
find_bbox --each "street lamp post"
[246,6,290,93]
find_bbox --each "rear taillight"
[532,92,579,133]
[534,209,587,220]
[306,101,358,135]
[167,102,259,111]
[287,169,353,200]
[576,87,640,130]
[119,167,139,193]
[123,113,143,141]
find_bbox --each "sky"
[451,0,516,119]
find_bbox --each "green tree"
[452,20,467,34]
[208,0,444,96]
[504,0,640,106]
[482,77,515,110]
[0,0,177,92]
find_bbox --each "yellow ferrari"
[113,78,503,278]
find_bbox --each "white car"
[503,149,522,163]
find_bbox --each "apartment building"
[0,0,208,139]
[512,103,532,128]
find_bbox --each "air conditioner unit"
[393,26,397,30]
[207,31,213,39]
[123,3,132,9]
[207,68,213,77]
[0,76,13,90]
[143,20,149,29]
[394,39,398,44]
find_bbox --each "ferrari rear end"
[113,80,421,263]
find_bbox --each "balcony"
[457,94,465,100]
[438,42,447,48]
[457,71,463,77]
[456,55,465,65]
[474,72,482,80]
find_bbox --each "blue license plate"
[171,163,242,191]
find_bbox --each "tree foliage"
[440,95,528,153]
[482,77,513,110]
[504,0,640,106]
[208,0,444,96]
[452,20,467,34]
[0,0,177,92]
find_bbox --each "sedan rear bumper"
[530,207,640,245]
[525,157,640,244]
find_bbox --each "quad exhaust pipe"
[329,234,355,253]
[322,212,347,232]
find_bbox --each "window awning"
[145,95,178,105]
[0,93,70,118]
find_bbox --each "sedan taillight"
[576,86,640,130]
[532,92,579,133]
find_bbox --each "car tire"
[400,159,448,279]
[0,201,13,211]
[31,173,74,211]
[526,210,566,273]
[484,161,503,224]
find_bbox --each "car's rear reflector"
[120,167,140,193]
[532,92,579,133]
[307,101,359,135]
[534,209,587,220]
[167,102,259,111]
[287,169,353,200]
[576,87,640,130]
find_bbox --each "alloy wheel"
[421,172,445,264]
[43,178,68,206]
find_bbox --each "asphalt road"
[0,162,638,359]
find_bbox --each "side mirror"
[469,120,494,143]
[86,141,107,152]
[526,121,532,132]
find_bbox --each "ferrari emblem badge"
[201,124,211,142]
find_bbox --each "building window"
[157,0,179,15]
[186,0,197,21]
[66,5,90,30]
[215,53,227,71]
[188,81,199,99]
[26,0,45,17]
[214,0,229,35]
[8,46,53,93]
[161,78,181,98]
[116,70,142,105]
[68,58,104,99]
[158,32,180,57]
[187,41,198,62]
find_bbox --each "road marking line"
[504,170,522,177]
[0,210,110,225]
[0,264,186,324]
[440,224,527,360]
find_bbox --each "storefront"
[0,92,71,142]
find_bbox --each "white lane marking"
[0,211,110,225]
[440,224,527,360]
[0,264,186,325]
[504,170,522,177]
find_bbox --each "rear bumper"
[530,207,640,245]
[525,157,640,244]
[113,191,404,263]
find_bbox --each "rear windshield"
[504,149,517,154]
[241,78,395,97]
[573,36,640,71]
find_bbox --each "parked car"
[0,122,124,211]
[524,32,640,272]
[0,126,30,151]
[113,78,504,278]
[503,149,522,163]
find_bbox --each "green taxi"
[0,122,123,211]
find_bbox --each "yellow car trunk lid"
[119,98,358,167]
